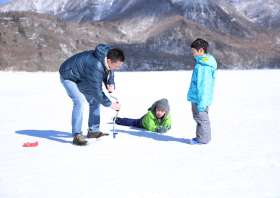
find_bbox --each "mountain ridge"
[0,0,279,71]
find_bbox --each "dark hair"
[190,38,209,53]
[107,48,125,62]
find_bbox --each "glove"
[156,126,168,133]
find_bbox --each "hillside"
[0,0,280,71]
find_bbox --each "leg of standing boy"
[191,103,211,144]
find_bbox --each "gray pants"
[191,103,211,144]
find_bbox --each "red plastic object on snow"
[22,141,38,147]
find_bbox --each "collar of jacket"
[104,57,111,71]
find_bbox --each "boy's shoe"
[114,117,121,124]
[73,134,87,146]
[87,129,109,138]
[189,138,204,145]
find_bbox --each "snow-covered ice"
[0,70,279,198]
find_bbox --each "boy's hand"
[107,84,115,93]
[156,126,168,133]
[111,102,121,111]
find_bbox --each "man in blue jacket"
[187,38,217,144]
[59,44,124,145]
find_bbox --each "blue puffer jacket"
[59,44,114,107]
[187,54,217,112]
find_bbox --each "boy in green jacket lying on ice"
[115,98,171,133]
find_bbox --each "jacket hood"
[195,54,217,69]
[94,44,111,64]
[149,98,170,115]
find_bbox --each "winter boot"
[73,134,87,146]
[189,138,204,145]
[87,129,109,138]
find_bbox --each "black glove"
[156,126,168,133]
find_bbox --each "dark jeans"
[115,117,143,128]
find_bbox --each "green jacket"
[141,111,171,133]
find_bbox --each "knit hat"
[149,98,170,115]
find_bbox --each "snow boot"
[189,138,204,145]
[87,129,109,138]
[73,134,87,146]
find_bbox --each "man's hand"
[107,84,115,93]
[111,102,121,111]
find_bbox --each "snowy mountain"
[0,0,119,20]
[0,0,280,70]
[0,0,68,14]
[228,0,280,29]
[2,0,280,29]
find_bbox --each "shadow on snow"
[15,130,72,144]
[16,128,193,145]
[113,127,192,144]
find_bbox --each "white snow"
[59,43,72,56]
[118,16,157,42]
[0,0,116,20]
[0,0,68,14]
[92,0,115,21]
[0,70,280,198]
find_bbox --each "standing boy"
[59,44,124,146]
[187,38,217,144]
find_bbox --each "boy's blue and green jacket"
[187,54,217,112]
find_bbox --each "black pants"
[115,117,143,128]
